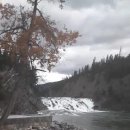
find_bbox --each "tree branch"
[0,26,26,35]
[34,69,46,72]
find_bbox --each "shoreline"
[0,115,85,130]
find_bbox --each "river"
[41,97,130,130]
[53,111,130,130]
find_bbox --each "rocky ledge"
[50,121,84,130]
[0,121,85,130]
[20,121,85,130]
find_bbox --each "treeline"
[71,53,130,111]
[71,53,130,81]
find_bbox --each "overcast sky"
[3,0,130,83]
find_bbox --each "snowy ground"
[41,97,94,113]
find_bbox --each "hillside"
[37,54,130,111]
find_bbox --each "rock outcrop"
[12,87,47,114]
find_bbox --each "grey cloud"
[91,16,130,44]
[74,4,130,46]
[41,0,130,75]
[66,0,116,9]
[37,0,130,76]
[41,0,130,47]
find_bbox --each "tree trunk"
[0,79,21,124]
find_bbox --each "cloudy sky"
[3,0,130,83]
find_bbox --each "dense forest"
[38,53,130,111]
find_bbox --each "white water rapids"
[40,97,94,113]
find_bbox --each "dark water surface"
[53,111,130,130]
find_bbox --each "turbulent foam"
[41,97,94,113]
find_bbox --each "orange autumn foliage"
[0,0,79,70]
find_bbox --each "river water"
[53,111,130,130]
[41,97,130,130]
